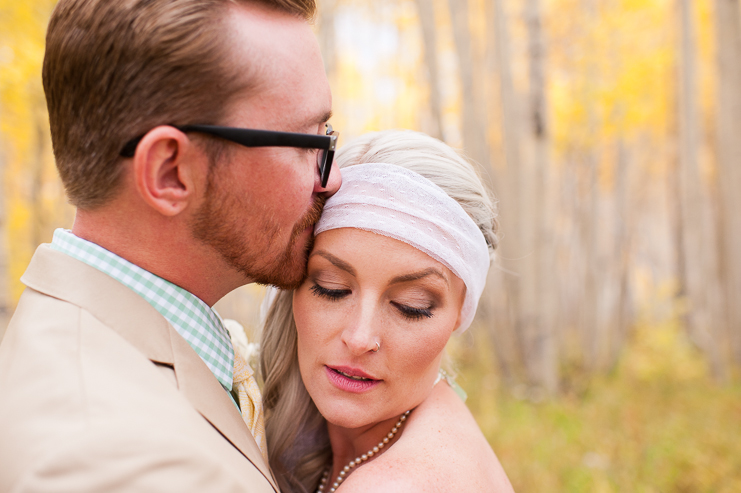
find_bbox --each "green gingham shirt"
[51,229,235,397]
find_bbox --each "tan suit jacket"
[0,245,278,492]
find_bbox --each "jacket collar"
[22,245,278,491]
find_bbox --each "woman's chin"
[313,395,417,432]
[314,401,377,430]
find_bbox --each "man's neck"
[72,207,248,306]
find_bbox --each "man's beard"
[191,174,326,290]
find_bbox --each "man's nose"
[315,159,342,197]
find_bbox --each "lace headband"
[314,162,490,332]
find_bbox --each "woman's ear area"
[131,125,209,216]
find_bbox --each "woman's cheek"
[394,326,450,376]
[295,292,342,345]
[293,290,315,339]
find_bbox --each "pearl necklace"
[316,410,411,493]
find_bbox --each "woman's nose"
[340,308,379,356]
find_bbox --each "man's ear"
[132,126,204,216]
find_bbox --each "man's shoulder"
[0,289,275,493]
[3,417,274,493]
[0,286,180,439]
[4,283,88,346]
[1,282,152,382]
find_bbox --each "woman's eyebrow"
[310,250,356,276]
[390,268,449,286]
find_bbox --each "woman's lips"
[325,365,380,393]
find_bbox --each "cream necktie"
[232,350,268,461]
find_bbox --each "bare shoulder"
[338,383,515,493]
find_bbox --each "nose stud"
[372,341,380,353]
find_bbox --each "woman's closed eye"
[391,301,433,320]
[310,283,350,301]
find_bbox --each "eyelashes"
[310,283,349,300]
[391,302,433,320]
[310,283,434,321]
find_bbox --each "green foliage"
[452,320,741,492]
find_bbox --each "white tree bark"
[524,0,558,394]
[580,152,601,370]
[317,0,338,80]
[714,0,741,367]
[485,0,527,385]
[448,0,489,169]
[491,0,521,180]
[609,140,634,369]
[0,125,10,341]
[415,0,444,140]
[677,0,727,380]
[31,110,47,249]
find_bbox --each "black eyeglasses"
[120,123,339,187]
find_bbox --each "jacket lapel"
[22,245,278,491]
[168,324,277,489]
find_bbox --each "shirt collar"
[50,228,234,391]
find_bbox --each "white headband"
[315,163,490,332]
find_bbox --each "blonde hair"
[260,130,498,492]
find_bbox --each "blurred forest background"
[1,0,741,490]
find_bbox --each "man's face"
[191,4,338,290]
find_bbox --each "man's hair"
[43,0,316,209]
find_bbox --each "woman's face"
[293,228,466,429]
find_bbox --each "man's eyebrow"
[310,250,355,276]
[390,268,449,286]
[314,110,333,125]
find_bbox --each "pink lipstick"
[325,365,380,393]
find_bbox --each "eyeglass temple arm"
[179,125,336,150]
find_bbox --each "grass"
[452,320,741,492]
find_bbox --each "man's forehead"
[223,3,331,131]
[225,3,316,63]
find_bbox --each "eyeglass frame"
[120,123,339,188]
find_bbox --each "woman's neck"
[325,412,407,482]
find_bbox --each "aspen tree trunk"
[317,0,337,80]
[561,166,583,347]
[604,27,633,371]
[0,136,10,341]
[31,112,47,249]
[524,0,558,393]
[483,0,526,384]
[518,6,543,392]
[610,140,633,369]
[415,0,444,140]
[491,0,521,185]
[714,0,741,367]
[449,0,519,383]
[579,0,607,372]
[678,0,727,380]
[448,0,489,169]
[581,152,601,370]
